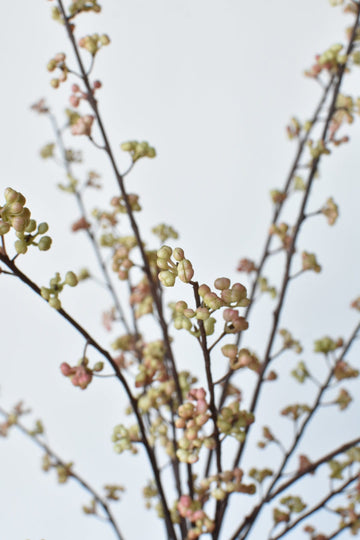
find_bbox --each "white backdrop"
[0,1,359,539]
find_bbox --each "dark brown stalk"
[0,252,178,540]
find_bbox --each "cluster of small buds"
[152,223,179,243]
[305,44,347,79]
[112,424,140,454]
[14,219,52,255]
[69,82,101,108]
[171,300,216,337]
[307,139,331,159]
[269,222,292,250]
[175,388,214,464]
[71,216,91,232]
[130,277,153,319]
[334,388,352,410]
[291,361,310,384]
[28,419,44,437]
[223,308,248,334]
[217,401,254,441]
[112,243,134,281]
[286,117,301,139]
[60,357,103,389]
[57,172,78,194]
[69,0,101,17]
[197,468,256,505]
[293,175,306,191]
[147,414,174,457]
[40,271,78,309]
[329,94,354,144]
[0,188,31,235]
[258,277,277,299]
[79,33,110,56]
[111,194,141,214]
[314,336,343,354]
[157,246,194,287]
[142,480,158,510]
[334,360,359,381]
[71,114,95,136]
[270,189,287,204]
[321,197,339,225]
[111,333,138,352]
[302,251,321,273]
[351,296,360,311]
[120,140,156,162]
[31,98,49,115]
[304,524,330,540]
[237,258,257,273]
[257,425,277,449]
[65,108,81,127]
[273,496,307,525]
[281,404,311,421]
[40,143,55,159]
[177,495,215,538]
[104,484,125,501]
[249,467,273,485]
[279,329,303,354]
[42,454,73,484]
[221,345,261,372]
[0,402,28,437]
[135,340,167,388]
[47,53,68,89]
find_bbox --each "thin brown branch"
[269,474,359,540]
[0,406,125,540]
[0,252,178,540]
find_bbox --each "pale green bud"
[158,270,176,287]
[15,239,28,254]
[38,236,52,251]
[157,245,172,259]
[177,259,194,283]
[173,247,184,261]
[65,271,78,287]
[49,297,61,310]
[0,222,10,235]
[38,222,49,234]
[93,362,104,372]
[25,219,37,233]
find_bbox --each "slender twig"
[229,321,360,540]
[0,406,125,540]
[269,474,359,540]
[47,111,131,334]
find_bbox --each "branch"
[0,252,178,540]
[47,111,131,334]
[269,474,359,540]
[0,406,125,540]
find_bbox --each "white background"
[0,1,359,539]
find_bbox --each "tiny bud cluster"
[41,271,78,309]
[79,33,110,56]
[121,140,156,162]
